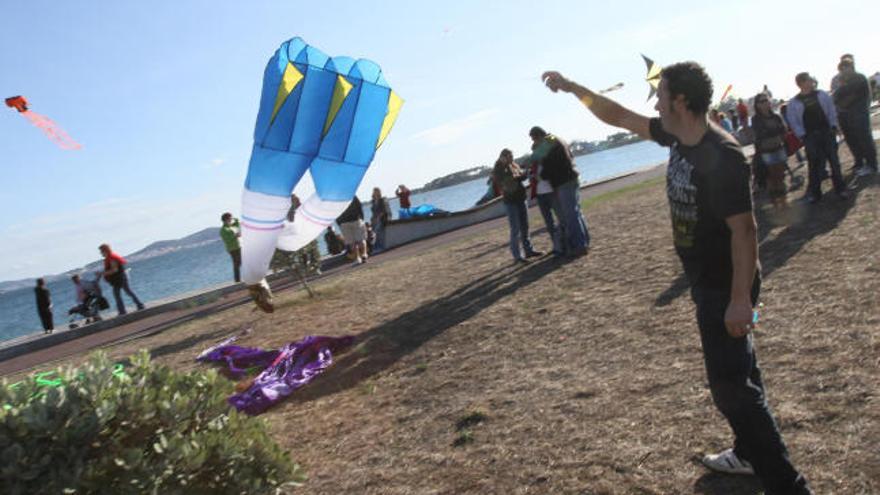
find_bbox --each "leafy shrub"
[0,351,304,494]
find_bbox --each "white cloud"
[411,108,500,147]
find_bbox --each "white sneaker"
[701,448,754,475]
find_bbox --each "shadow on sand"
[285,256,560,403]
[654,176,867,307]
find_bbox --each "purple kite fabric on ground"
[197,335,355,415]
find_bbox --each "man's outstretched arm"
[542,71,652,140]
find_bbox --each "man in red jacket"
[100,243,145,316]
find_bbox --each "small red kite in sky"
[5,95,81,150]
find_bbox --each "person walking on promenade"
[542,62,812,494]
[395,184,412,209]
[336,196,368,265]
[99,243,145,316]
[752,93,790,209]
[34,278,53,334]
[519,126,590,257]
[492,148,542,263]
[219,212,242,283]
[833,57,877,177]
[786,72,848,203]
[371,187,392,253]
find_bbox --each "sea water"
[0,140,668,342]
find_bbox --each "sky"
[1,0,878,281]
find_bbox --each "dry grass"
[24,140,880,494]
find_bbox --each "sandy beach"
[4,134,879,494]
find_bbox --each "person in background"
[525,142,564,256]
[833,57,877,177]
[371,187,392,253]
[395,184,412,210]
[786,72,848,203]
[520,126,590,257]
[727,109,740,130]
[324,226,345,255]
[336,196,369,265]
[718,111,734,133]
[99,243,145,316]
[219,212,242,283]
[492,148,542,263]
[829,53,854,94]
[751,93,790,209]
[283,194,322,275]
[542,62,812,494]
[34,278,53,334]
[779,102,807,167]
[364,222,377,255]
[736,98,750,128]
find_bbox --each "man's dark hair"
[36,278,45,287]
[221,212,232,222]
[661,62,713,115]
[795,72,812,85]
[529,126,547,139]
[840,53,854,61]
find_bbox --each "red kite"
[5,95,81,150]
[5,95,28,113]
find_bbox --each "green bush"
[0,351,304,494]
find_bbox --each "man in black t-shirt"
[541,63,811,494]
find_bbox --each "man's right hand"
[542,71,572,93]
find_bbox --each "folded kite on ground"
[198,334,355,415]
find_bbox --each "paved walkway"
[0,164,666,376]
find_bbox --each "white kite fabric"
[240,37,401,284]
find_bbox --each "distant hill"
[411,166,492,194]
[126,227,220,261]
[0,227,221,294]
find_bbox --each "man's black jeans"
[691,281,811,495]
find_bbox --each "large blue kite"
[239,38,401,308]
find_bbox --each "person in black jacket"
[336,196,368,264]
[34,278,53,334]
[834,58,877,176]
[519,127,590,257]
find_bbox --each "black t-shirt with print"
[649,118,753,289]
[796,91,829,133]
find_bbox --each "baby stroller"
[68,273,108,329]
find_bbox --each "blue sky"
[1,0,878,281]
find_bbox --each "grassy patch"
[452,429,474,447]
[581,176,665,210]
[455,409,488,430]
